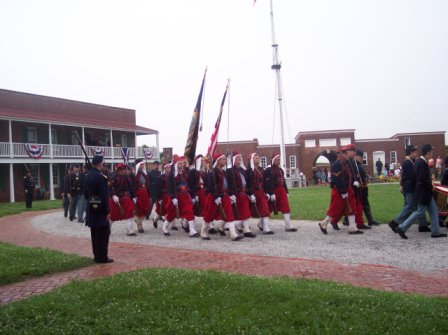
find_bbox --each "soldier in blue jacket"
[84,155,113,263]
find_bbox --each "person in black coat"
[441,157,448,186]
[23,170,35,208]
[396,144,447,239]
[376,159,383,176]
[84,155,113,263]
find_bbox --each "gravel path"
[32,211,448,272]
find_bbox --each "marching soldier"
[227,151,256,238]
[149,160,161,225]
[355,149,380,226]
[346,145,371,230]
[189,154,208,217]
[84,155,113,263]
[134,159,151,233]
[318,146,363,235]
[264,153,297,232]
[201,153,242,241]
[246,153,273,235]
[109,163,136,236]
[68,164,84,221]
[153,162,173,227]
[61,167,71,218]
[162,156,199,237]
[23,170,35,208]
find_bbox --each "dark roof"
[0,89,157,135]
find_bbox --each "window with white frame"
[304,140,316,148]
[319,138,337,147]
[390,151,397,164]
[27,127,37,143]
[121,134,128,147]
[260,157,267,169]
[404,137,411,148]
[363,152,368,165]
[51,128,58,144]
[52,165,60,187]
[340,138,351,146]
[289,155,297,169]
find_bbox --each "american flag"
[206,84,228,158]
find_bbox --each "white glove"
[229,195,237,204]
[112,195,119,204]
[25,189,28,194]
[67,194,72,199]
[250,194,256,203]
[195,195,199,202]
[133,198,137,204]
[158,200,163,205]
[287,194,290,198]
[270,194,276,202]
[265,194,270,201]
[353,181,360,188]
[172,198,178,206]
[191,198,196,204]
[341,193,348,199]
[214,197,222,205]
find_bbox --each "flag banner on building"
[206,83,228,158]
[143,147,156,159]
[184,68,207,165]
[121,147,129,164]
[24,143,45,159]
[91,147,104,156]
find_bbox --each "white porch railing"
[0,142,159,160]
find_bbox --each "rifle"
[117,201,125,217]
[343,197,352,216]
[24,164,35,185]
[74,131,92,169]
[251,201,261,218]
[175,205,180,219]
[271,198,279,215]
[232,202,240,220]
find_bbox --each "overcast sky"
[0,0,447,154]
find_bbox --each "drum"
[434,186,448,216]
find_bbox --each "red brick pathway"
[1,210,447,305]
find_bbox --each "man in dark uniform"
[148,160,161,225]
[23,170,35,208]
[376,158,383,177]
[61,167,71,218]
[388,145,429,233]
[68,164,84,221]
[84,155,113,263]
[355,149,380,226]
[394,144,447,239]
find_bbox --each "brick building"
[0,89,159,202]
[217,129,446,186]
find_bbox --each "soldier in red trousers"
[227,151,256,238]
[318,146,363,235]
[264,154,297,232]
[134,159,151,233]
[163,156,199,237]
[153,163,172,228]
[109,163,136,236]
[247,153,274,235]
[202,153,242,241]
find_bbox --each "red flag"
[206,84,228,158]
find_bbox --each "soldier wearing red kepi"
[246,153,274,234]
[264,153,297,232]
[227,151,256,238]
[163,156,199,237]
[109,163,137,236]
[318,146,363,235]
[203,153,242,241]
[153,162,173,229]
[133,159,152,233]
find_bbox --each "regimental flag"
[121,147,129,165]
[184,68,207,165]
[206,83,229,159]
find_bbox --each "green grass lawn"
[0,200,62,218]
[0,242,92,285]
[0,268,446,334]
[283,183,402,222]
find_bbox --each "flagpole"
[226,78,231,154]
[269,0,287,176]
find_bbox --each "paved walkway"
[1,210,447,305]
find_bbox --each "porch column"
[156,132,160,159]
[9,120,13,158]
[49,163,55,200]
[9,163,15,203]
[48,124,53,158]
[110,130,114,159]
[81,127,85,145]
[135,132,138,159]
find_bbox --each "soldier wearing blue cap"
[84,155,113,263]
